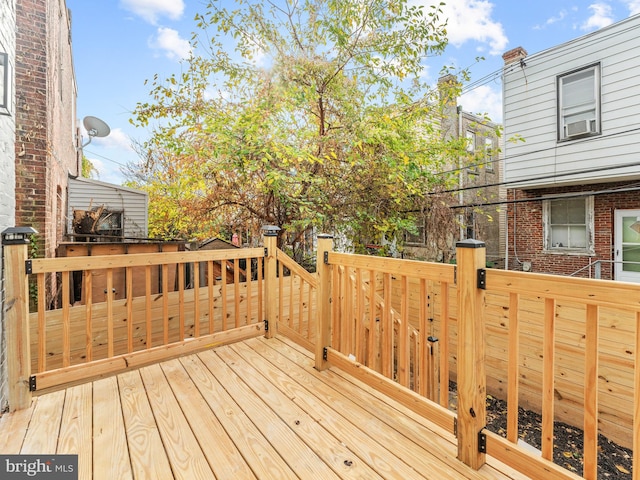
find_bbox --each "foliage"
[81,155,99,179]
[129,0,468,249]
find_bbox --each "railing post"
[455,238,487,470]
[315,234,333,371]
[2,227,37,411]
[262,226,280,339]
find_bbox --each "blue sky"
[66,0,640,185]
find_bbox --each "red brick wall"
[507,182,640,279]
[15,0,77,259]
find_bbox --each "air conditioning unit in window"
[566,119,595,137]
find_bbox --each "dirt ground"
[483,393,633,478]
[448,384,633,478]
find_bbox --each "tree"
[81,155,98,179]
[130,0,465,255]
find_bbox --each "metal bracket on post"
[264,247,268,257]
[264,319,269,332]
[477,268,486,290]
[478,429,487,453]
[323,347,328,361]
[323,251,329,264]
[29,376,37,392]
[25,259,32,275]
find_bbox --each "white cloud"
[460,85,503,123]
[623,0,640,15]
[439,0,508,56]
[149,27,191,61]
[580,3,615,30]
[119,0,184,25]
[533,9,568,30]
[92,127,135,152]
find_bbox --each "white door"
[614,209,640,283]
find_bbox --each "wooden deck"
[0,335,526,479]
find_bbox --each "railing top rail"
[30,247,266,274]
[488,268,640,310]
[275,248,317,286]
[327,252,455,283]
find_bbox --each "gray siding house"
[502,14,640,281]
[67,176,148,240]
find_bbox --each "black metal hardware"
[477,268,486,289]
[264,319,269,331]
[29,375,37,392]
[25,260,32,275]
[478,429,487,453]
[323,347,328,361]
[323,251,329,264]
[264,247,268,257]
[453,418,457,436]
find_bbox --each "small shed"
[67,176,148,240]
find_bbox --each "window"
[465,131,475,152]
[544,196,594,252]
[485,138,494,172]
[405,216,425,245]
[558,64,600,141]
[0,52,10,115]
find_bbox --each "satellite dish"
[80,116,111,148]
[83,116,111,138]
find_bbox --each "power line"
[446,183,640,210]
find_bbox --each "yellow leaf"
[616,465,630,474]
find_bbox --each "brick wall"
[507,181,640,279]
[0,0,17,414]
[15,0,77,261]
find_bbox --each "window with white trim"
[543,196,594,252]
[485,138,494,172]
[558,64,600,141]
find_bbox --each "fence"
[3,231,639,479]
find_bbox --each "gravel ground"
[449,385,633,478]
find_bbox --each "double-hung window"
[544,196,594,253]
[558,64,600,140]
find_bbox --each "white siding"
[67,177,148,238]
[503,15,640,188]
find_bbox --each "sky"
[66,0,640,185]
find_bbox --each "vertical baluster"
[583,304,599,479]
[85,271,93,363]
[507,292,520,443]
[37,272,46,372]
[106,269,114,358]
[439,281,450,408]
[162,263,169,345]
[221,261,228,331]
[145,265,152,349]
[193,261,200,337]
[126,266,133,353]
[234,258,241,328]
[541,297,556,461]
[207,260,214,333]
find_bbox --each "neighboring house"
[502,14,640,281]
[404,75,505,266]
[0,0,16,414]
[67,176,149,241]
[14,0,78,259]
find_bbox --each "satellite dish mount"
[80,116,111,148]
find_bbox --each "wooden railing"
[315,236,639,480]
[23,247,267,392]
[3,232,639,480]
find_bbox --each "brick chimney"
[502,46,527,65]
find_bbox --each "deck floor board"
[1,335,521,479]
